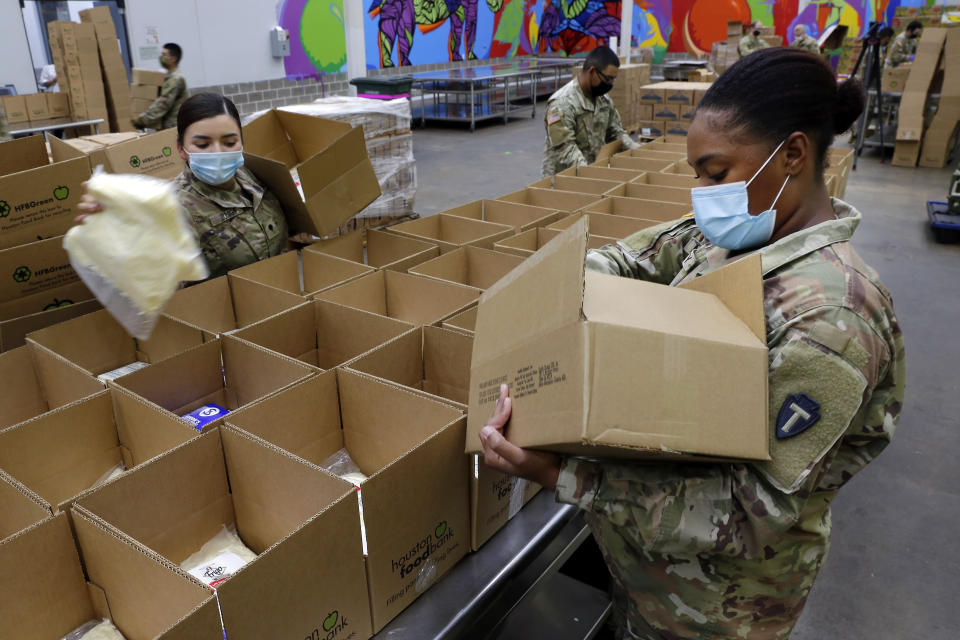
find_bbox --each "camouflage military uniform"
[738,33,769,58]
[558,199,905,639]
[791,34,821,54]
[174,165,289,279]
[542,78,640,177]
[134,68,188,130]
[885,32,917,68]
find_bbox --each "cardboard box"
[609,155,674,172]
[408,246,524,291]
[638,87,665,104]
[0,96,28,124]
[1,512,224,639]
[665,120,691,137]
[593,140,622,165]
[0,344,103,430]
[605,181,692,206]
[632,120,664,138]
[466,217,770,461]
[620,147,687,162]
[0,469,51,539]
[385,214,515,254]
[556,165,644,183]
[631,171,699,189]
[74,426,373,640]
[0,298,100,354]
[495,187,602,212]
[0,388,199,513]
[0,136,92,249]
[49,129,182,180]
[130,83,160,100]
[131,68,166,86]
[79,5,114,24]
[231,299,413,370]
[230,250,374,298]
[162,274,305,339]
[882,65,912,92]
[225,369,469,632]
[528,174,624,195]
[492,227,613,258]
[442,199,563,233]
[24,93,50,121]
[442,305,477,336]
[316,270,480,326]
[582,196,693,222]
[109,336,316,431]
[652,103,682,120]
[241,109,382,236]
[0,236,80,303]
[45,92,71,118]
[131,96,155,114]
[307,228,440,272]
[547,212,662,240]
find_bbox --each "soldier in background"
[541,45,640,177]
[133,42,188,130]
[791,24,821,54]
[481,48,904,639]
[738,21,769,57]
[886,20,923,68]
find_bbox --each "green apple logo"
[53,186,70,200]
[0,201,9,218]
[162,146,172,157]
[322,611,338,632]
[434,521,447,539]
[44,298,73,311]
[129,155,141,168]
[13,266,31,283]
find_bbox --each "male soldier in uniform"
[886,20,922,68]
[541,45,640,177]
[133,42,188,130]
[791,24,820,54]
[738,21,769,57]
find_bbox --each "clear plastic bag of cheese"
[64,168,208,339]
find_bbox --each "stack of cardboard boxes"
[919,27,960,168]
[636,81,713,138]
[709,23,744,76]
[608,63,652,133]
[894,28,948,167]
[79,6,134,132]
[47,21,109,128]
[129,68,165,120]
[0,93,70,127]
[891,4,951,32]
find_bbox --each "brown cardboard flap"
[677,254,766,343]
[0,346,48,429]
[348,328,425,393]
[368,230,440,270]
[163,276,236,335]
[303,251,376,295]
[112,340,224,413]
[549,212,660,240]
[229,275,304,329]
[277,109,352,161]
[243,152,315,234]
[29,340,104,411]
[473,217,588,364]
[0,514,95,638]
[307,229,364,262]
[111,387,197,467]
[138,316,207,363]
[221,335,315,407]
[230,251,301,294]
[241,110,299,166]
[0,135,50,176]
[422,326,473,404]
[383,271,480,326]
[316,272,389,316]
[26,309,135,376]
[0,469,52,539]
[231,302,319,366]
[442,305,477,335]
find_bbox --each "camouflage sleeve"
[886,38,908,67]
[585,218,698,283]
[136,74,185,128]
[556,305,898,558]
[605,104,640,150]
[545,102,588,170]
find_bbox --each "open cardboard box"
[49,129,182,180]
[230,249,374,298]
[582,196,691,221]
[315,270,480,326]
[527,175,624,196]
[225,369,469,632]
[495,187,602,213]
[385,214,514,254]
[0,469,51,540]
[306,228,440,273]
[441,199,563,233]
[493,227,613,258]
[0,297,100,353]
[608,155,676,172]
[631,171,698,189]
[26,309,205,380]
[74,426,372,640]
[231,299,413,370]
[241,108,381,237]
[547,212,662,240]
[0,236,81,307]
[0,344,103,430]
[0,388,198,514]
[1,512,224,640]
[605,182,691,206]
[556,165,645,183]
[466,217,770,461]
[0,135,91,250]
[109,336,315,432]
[442,306,478,337]
[408,246,525,291]
[162,274,304,339]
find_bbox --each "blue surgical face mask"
[691,139,790,250]
[188,151,244,186]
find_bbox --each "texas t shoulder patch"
[776,393,821,439]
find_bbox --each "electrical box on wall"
[270,26,290,58]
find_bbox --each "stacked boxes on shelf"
[79,6,134,132]
[608,63,651,133]
[47,21,109,128]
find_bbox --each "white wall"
[0,1,39,93]
[124,0,286,87]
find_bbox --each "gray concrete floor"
[412,116,960,639]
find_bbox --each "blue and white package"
[181,403,230,431]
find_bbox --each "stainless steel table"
[8,117,104,141]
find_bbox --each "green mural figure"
[301,0,348,73]
[369,0,505,67]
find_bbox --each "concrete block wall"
[189,72,351,116]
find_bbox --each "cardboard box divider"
[161,274,305,339]
[467,217,770,461]
[407,246,525,291]
[604,181,692,206]
[384,214,515,254]
[49,129,182,180]
[241,109,382,237]
[618,147,687,162]
[441,305,478,337]
[630,170,698,189]
[224,369,469,632]
[492,227,616,258]
[0,388,201,514]
[556,165,645,183]
[0,469,52,539]
[306,228,440,273]
[640,141,687,153]
[494,187,603,213]
[528,174,625,196]
[661,160,698,176]
[108,336,316,432]
[26,309,206,378]
[231,299,414,370]
[0,135,93,250]
[74,426,373,640]
[608,155,675,172]
[441,199,564,233]
[229,249,374,299]
[315,270,481,327]
[546,212,663,240]
[582,196,691,221]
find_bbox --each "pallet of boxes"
[636,81,713,139]
[78,6,134,132]
[47,21,109,131]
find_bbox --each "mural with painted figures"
[278,0,347,77]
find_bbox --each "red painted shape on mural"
[772,0,799,41]
[681,0,751,54]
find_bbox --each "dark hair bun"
[834,78,866,134]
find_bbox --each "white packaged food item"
[61,618,126,640]
[181,525,257,588]
[319,448,369,554]
[64,168,208,340]
[96,360,150,383]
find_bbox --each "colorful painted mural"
[279,0,348,77]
